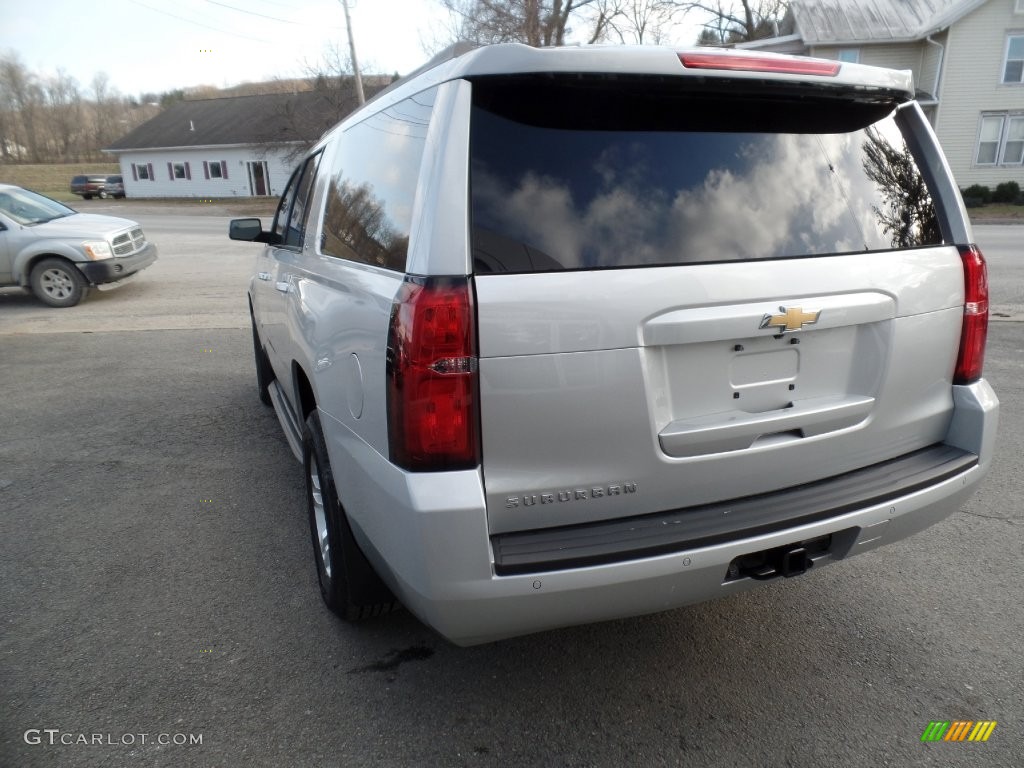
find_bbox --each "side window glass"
[286,152,322,247]
[271,166,302,241]
[321,87,436,270]
[271,151,323,248]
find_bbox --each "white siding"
[919,30,947,97]
[813,42,925,84]
[115,146,300,199]
[935,0,1024,186]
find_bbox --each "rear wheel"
[29,258,87,308]
[250,311,273,406]
[82,194,92,200]
[304,410,398,621]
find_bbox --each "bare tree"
[44,69,84,161]
[602,0,680,44]
[0,54,45,162]
[90,72,118,154]
[683,0,788,45]
[440,0,615,47]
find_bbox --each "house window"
[203,160,228,179]
[975,113,1024,164]
[198,160,227,180]
[131,162,155,181]
[1004,35,1024,83]
[837,48,860,63]
[1016,0,1024,14]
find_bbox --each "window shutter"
[148,163,154,181]
[168,162,174,180]
[131,163,138,181]
[221,161,228,179]
[203,161,209,179]
[185,162,191,180]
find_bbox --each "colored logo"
[759,306,821,333]
[921,720,997,742]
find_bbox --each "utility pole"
[341,0,365,105]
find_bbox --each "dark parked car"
[70,174,115,200]
[105,175,125,198]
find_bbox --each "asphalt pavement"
[0,220,1021,767]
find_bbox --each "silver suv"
[0,184,156,307]
[231,44,998,645]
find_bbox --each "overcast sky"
[5,1,705,99]
[3,0,458,97]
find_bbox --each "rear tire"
[250,312,273,407]
[304,410,398,621]
[99,190,108,199]
[83,194,92,200]
[29,258,87,308]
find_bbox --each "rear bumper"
[76,243,158,285]
[331,379,998,646]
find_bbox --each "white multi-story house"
[741,0,1024,189]
[103,90,355,198]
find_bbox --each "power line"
[205,0,345,30]
[206,0,298,25]
[128,0,275,43]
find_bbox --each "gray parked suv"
[0,184,157,306]
[231,44,998,645]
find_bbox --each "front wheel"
[98,190,108,199]
[304,410,398,621]
[29,258,87,308]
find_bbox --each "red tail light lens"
[954,244,989,385]
[678,52,841,77]
[387,277,480,471]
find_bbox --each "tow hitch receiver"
[726,536,830,582]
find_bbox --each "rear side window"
[321,87,436,271]
[470,77,942,274]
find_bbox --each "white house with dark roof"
[741,0,1024,188]
[103,90,357,198]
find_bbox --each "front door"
[247,161,270,196]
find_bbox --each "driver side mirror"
[229,218,278,244]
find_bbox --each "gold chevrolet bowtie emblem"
[759,306,821,333]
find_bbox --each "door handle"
[257,272,271,281]
[658,395,875,457]
[275,281,290,293]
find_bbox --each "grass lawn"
[0,162,120,201]
[968,203,1024,223]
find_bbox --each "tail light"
[954,244,989,385]
[387,276,480,471]
[678,52,841,77]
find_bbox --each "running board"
[268,380,304,463]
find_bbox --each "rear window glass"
[321,87,436,271]
[470,77,942,274]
